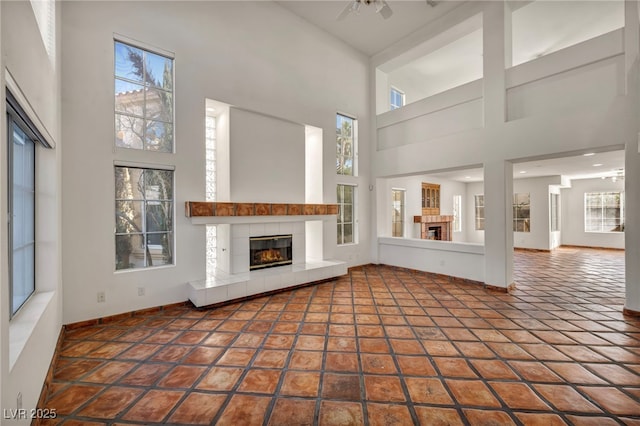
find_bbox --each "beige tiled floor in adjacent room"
[38,247,640,425]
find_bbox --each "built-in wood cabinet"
[421,182,440,216]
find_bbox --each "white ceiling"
[427,149,625,183]
[276,0,464,56]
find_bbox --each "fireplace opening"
[250,234,292,270]
[427,226,442,240]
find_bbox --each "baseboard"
[560,244,624,251]
[65,301,189,330]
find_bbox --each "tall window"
[7,90,52,317]
[474,195,484,230]
[585,192,624,232]
[8,111,35,316]
[337,184,356,244]
[390,87,405,110]
[453,195,462,233]
[336,113,356,176]
[550,193,560,232]
[206,114,217,275]
[115,40,174,152]
[391,189,405,237]
[513,193,531,232]
[115,166,174,270]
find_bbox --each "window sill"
[114,263,176,275]
[9,291,55,371]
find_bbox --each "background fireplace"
[250,234,293,270]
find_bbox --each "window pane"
[144,169,173,200]
[116,114,144,149]
[115,41,145,82]
[343,204,353,223]
[146,51,173,89]
[145,87,173,121]
[115,80,144,115]
[336,114,356,176]
[343,224,353,244]
[146,202,173,232]
[115,167,145,200]
[147,232,173,267]
[11,121,36,315]
[116,200,143,233]
[145,121,173,153]
[116,234,145,270]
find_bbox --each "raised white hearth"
[188,260,347,307]
[188,216,347,307]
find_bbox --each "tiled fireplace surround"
[186,202,347,307]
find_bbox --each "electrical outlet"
[97,291,106,303]
[17,392,22,410]
[137,287,145,296]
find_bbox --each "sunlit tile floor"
[39,247,640,425]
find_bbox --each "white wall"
[379,174,467,241]
[561,177,625,249]
[1,1,63,422]
[61,1,371,324]
[229,108,305,203]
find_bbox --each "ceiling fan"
[337,0,393,21]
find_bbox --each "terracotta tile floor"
[39,247,640,425]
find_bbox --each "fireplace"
[413,215,453,241]
[427,226,442,240]
[250,234,293,270]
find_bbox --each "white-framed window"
[474,195,484,231]
[392,189,405,237]
[453,195,462,233]
[115,166,174,270]
[115,40,174,152]
[550,193,559,232]
[513,193,531,232]
[7,90,53,317]
[585,191,624,232]
[336,113,357,176]
[337,184,357,244]
[390,87,405,110]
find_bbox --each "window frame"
[114,37,175,153]
[114,164,176,271]
[336,113,357,177]
[452,194,462,233]
[391,188,405,237]
[6,89,53,318]
[584,191,624,233]
[390,86,405,110]
[474,194,484,231]
[513,192,531,233]
[337,183,357,245]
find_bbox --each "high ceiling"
[276,0,463,56]
[276,0,626,182]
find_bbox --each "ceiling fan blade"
[377,0,393,19]
[336,1,356,21]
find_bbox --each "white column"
[624,0,640,314]
[482,2,514,290]
[483,160,514,289]
[482,1,510,126]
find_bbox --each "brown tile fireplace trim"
[185,201,339,217]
